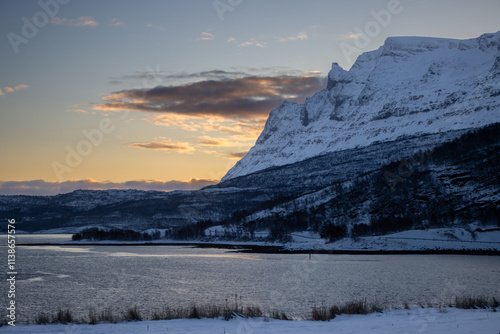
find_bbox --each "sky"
[1,0,499,196]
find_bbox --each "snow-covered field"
[288,227,500,251]
[4,308,499,333]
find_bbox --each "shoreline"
[7,296,500,326]
[3,307,500,333]
[13,241,500,255]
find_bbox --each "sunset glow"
[1,0,499,195]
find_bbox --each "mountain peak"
[222,32,500,181]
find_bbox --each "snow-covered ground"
[15,226,499,252]
[4,308,499,333]
[201,225,500,252]
[288,227,500,251]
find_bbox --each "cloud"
[197,134,254,147]
[147,115,266,141]
[50,16,98,27]
[145,23,165,31]
[117,69,249,85]
[110,67,317,88]
[338,32,362,40]
[108,80,124,85]
[304,71,322,75]
[1,84,29,96]
[126,140,195,153]
[110,18,125,26]
[240,38,266,48]
[227,37,236,43]
[7,84,29,92]
[226,151,248,159]
[66,103,90,113]
[95,70,325,160]
[0,178,218,196]
[279,32,308,42]
[197,32,215,41]
[94,75,326,119]
[199,137,223,146]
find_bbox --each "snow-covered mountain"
[223,32,500,181]
[1,32,499,244]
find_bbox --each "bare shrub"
[99,307,115,323]
[55,308,73,324]
[34,313,51,325]
[123,306,142,321]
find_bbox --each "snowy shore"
[3,308,499,334]
[286,227,500,252]
[16,227,500,254]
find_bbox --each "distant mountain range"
[1,32,499,249]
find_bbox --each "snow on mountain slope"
[223,32,500,181]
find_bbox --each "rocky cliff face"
[223,32,500,181]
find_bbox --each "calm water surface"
[1,235,499,323]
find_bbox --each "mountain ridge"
[223,31,500,181]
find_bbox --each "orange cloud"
[240,38,266,48]
[279,32,308,42]
[1,84,29,96]
[199,137,223,146]
[338,32,362,40]
[197,32,215,41]
[197,134,256,147]
[148,115,266,140]
[226,151,248,159]
[93,72,324,163]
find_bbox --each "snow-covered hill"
[223,32,500,180]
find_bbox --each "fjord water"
[2,235,500,323]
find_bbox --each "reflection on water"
[23,245,94,253]
[108,251,259,260]
[21,245,259,259]
[0,234,73,245]
[1,236,499,323]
